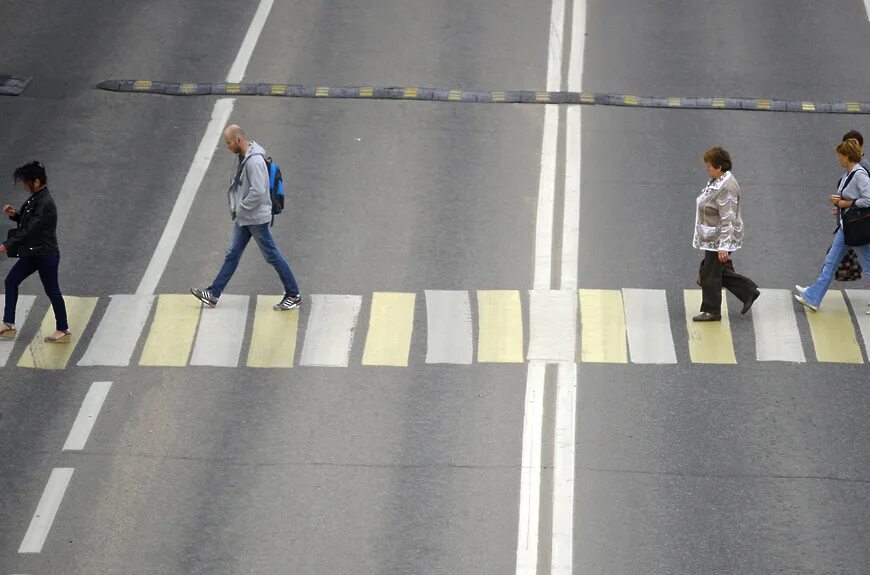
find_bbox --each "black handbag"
[5,228,18,258]
[839,168,870,246]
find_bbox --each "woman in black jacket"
[0,161,70,342]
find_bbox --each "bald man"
[191,125,302,310]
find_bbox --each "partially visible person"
[842,129,870,173]
[692,147,760,321]
[0,161,71,342]
[795,138,870,311]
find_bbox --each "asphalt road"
[1,0,870,574]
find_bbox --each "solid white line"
[18,468,74,553]
[515,361,546,574]
[752,289,806,362]
[527,289,577,361]
[550,361,577,575]
[226,0,275,83]
[190,294,249,367]
[299,295,363,367]
[78,295,155,366]
[63,382,112,451]
[424,290,473,364]
[622,289,678,364]
[0,294,35,366]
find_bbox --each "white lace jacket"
[692,171,744,252]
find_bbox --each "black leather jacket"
[4,186,59,256]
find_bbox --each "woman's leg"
[35,253,68,332]
[803,230,849,307]
[699,250,724,314]
[3,257,39,325]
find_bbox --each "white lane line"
[78,295,155,366]
[864,0,870,21]
[622,289,678,364]
[527,289,577,361]
[846,289,870,353]
[135,0,276,295]
[18,468,74,553]
[551,361,577,575]
[299,295,363,367]
[189,294,249,367]
[752,288,806,362]
[63,381,112,451]
[425,290,473,364]
[0,294,35,366]
[515,361,546,574]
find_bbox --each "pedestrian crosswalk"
[3,288,870,369]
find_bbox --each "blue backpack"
[264,156,285,219]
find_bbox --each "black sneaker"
[191,287,219,308]
[274,293,302,311]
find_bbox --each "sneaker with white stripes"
[274,293,302,311]
[191,287,219,308]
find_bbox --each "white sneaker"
[794,294,818,312]
[795,285,807,296]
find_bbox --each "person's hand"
[832,206,840,215]
[0,244,8,254]
[2,205,15,217]
[718,250,729,263]
[832,194,842,206]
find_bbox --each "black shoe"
[191,287,219,308]
[274,293,302,311]
[741,290,761,315]
[692,312,721,322]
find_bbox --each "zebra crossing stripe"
[622,289,677,364]
[78,295,155,367]
[139,294,201,367]
[0,295,35,367]
[683,290,736,364]
[190,295,249,367]
[362,292,416,366]
[424,290,473,365]
[18,297,98,370]
[527,290,577,362]
[805,290,863,363]
[752,289,805,362]
[578,289,627,363]
[477,290,524,363]
[247,295,299,368]
[299,294,363,367]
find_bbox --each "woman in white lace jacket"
[692,147,760,322]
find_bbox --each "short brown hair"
[703,147,732,172]
[843,130,864,147]
[837,139,863,163]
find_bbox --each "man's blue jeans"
[209,223,300,297]
[804,228,870,307]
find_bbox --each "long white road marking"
[190,294,249,367]
[18,468,74,553]
[299,295,363,367]
[528,290,577,361]
[0,294,35,366]
[622,289,678,364]
[424,290,473,364]
[551,361,577,575]
[752,288,806,362]
[515,361,546,573]
[864,0,870,21]
[78,295,155,366]
[135,0,275,295]
[845,289,870,353]
[63,381,112,451]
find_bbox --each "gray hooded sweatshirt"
[227,141,273,226]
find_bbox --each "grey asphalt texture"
[1,0,870,573]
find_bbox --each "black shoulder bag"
[840,168,870,247]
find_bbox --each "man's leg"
[699,250,724,314]
[35,253,69,332]
[208,223,252,297]
[4,257,39,325]
[249,224,300,296]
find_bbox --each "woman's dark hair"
[13,161,47,186]
[843,130,864,147]
[703,147,732,172]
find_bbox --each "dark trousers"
[4,253,68,331]
[699,250,757,314]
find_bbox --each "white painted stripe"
[515,361,546,574]
[63,381,112,451]
[846,289,870,354]
[622,289,677,364]
[78,295,154,366]
[18,468,74,553]
[189,294,249,367]
[864,0,870,21]
[752,289,806,362]
[225,0,275,83]
[299,295,363,367]
[551,361,577,575]
[527,289,577,361]
[424,290,472,364]
[0,294,35,366]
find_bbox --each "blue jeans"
[209,223,299,297]
[804,228,870,307]
[4,252,69,331]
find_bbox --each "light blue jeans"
[209,223,299,297]
[804,228,870,307]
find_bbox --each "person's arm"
[851,169,870,208]
[239,156,269,211]
[4,198,54,252]
[716,183,740,252]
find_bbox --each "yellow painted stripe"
[359,87,374,97]
[403,87,419,98]
[270,84,286,96]
[139,294,201,366]
[18,297,97,370]
[246,296,299,368]
[180,83,197,94]
[805,290,863,363]
[846,102,860,112]
[683,290,736,364]
[712,97,726,108]
[756,99,771,110]
[578,290,627,363]
[801,101,815,112]
[362,292,416,366]
[225,83,241,95]
[667,97,682,107]
[448,89,462,101]
[535,91,550,102]
[491,91,506,102]
[133,80,152,91]
[315,86,330,97]
[624,95,639,105]
[477,290,523,363]
[581,92,596,103]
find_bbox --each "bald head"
[223,124,249,155]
